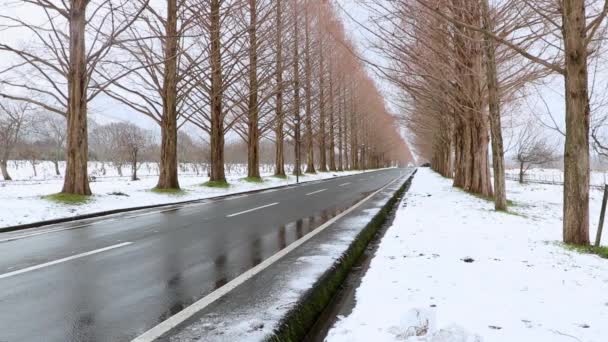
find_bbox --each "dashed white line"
[338,182,351,187]
[226,202,279,218]
[306,189,327,196]
[0,242,133,280]
[131,172,410,342]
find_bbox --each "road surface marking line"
[339,182,351,187]
[0,242,132,280]
[131,171,413,342]
[0,169,389,243]
[0,225,91,243]
[222,194,248,201]
[226,202,279,218]
[306,189,327,196]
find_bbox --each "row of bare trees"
[356,0,608,246]
[0,1,410,192]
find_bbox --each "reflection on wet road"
[0,169,405,342]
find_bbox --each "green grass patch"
[455,188,525,215]
[201,180,230,188]
[564,243,608,259]
[242,176,264,183]
[272,174,288,179]
[43,193,91,205]
[495,208,527,218]
[150,187,187,195]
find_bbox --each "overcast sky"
[4,0,608,157]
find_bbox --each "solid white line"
[339,182,351,187]
[306,189,327,196]
[131,172,411,342]
[0,242,132,280]
[226,202,279,218]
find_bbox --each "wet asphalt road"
[0,168,407,342]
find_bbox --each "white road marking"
[0,169,391,243]
[0,242,132,280]
[222,194,248,201]
[306,189,327,196]
[226,202,279,218]
[131,172,411,342]
[339,182,351,187]
[0,225,92,243]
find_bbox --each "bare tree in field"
[0,101,31,180]
[514,123,558,183]
[38,114,67,176]
[114,122,150,181]
[0,0,148,195]
[90,123,127,176]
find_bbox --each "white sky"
[5,0,608,159]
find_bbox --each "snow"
[326,168,608,342]
[0,160,372,228]
[505,167,608,188]
[165,173,411,342]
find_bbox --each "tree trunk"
[53,159,60,176]
[562,0,590,245]
[156,0,180,190]
[519,162,524,184]
[329,69,336,171]
[1,159,12,181]
[31,160,37,177]
[210,0,226,183]
[318,38,328,172]
[131,151,138,181]
[350,99,358,170]
[343,96,350,170]
[62,0,91,196]
[247,0,261,179]
[338,99,343,171]
[274,0,286,177]
[304,3,315,174]
[450,0,492,198]
[292,0,302,177]
[481,0,507,211]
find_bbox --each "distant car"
[421,162,431,167]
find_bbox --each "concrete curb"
[0,169,387,234]
[266,169,417,341]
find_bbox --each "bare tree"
[0,101,31,180]
[102,0,201,190]
[0,0,149,195]
[514,123,558,183]
[37,114,67,176]
[115,123,151,181]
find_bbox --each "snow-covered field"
[0,160,369,228]
[505,167,608,188]
[0,160,278,183]
[327,168,608,342]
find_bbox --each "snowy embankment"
[0,160,369,229]
[327,168,608,342]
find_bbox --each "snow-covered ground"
[505,167,608,187]
[327,168,608,342]
[0,160,370,228]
